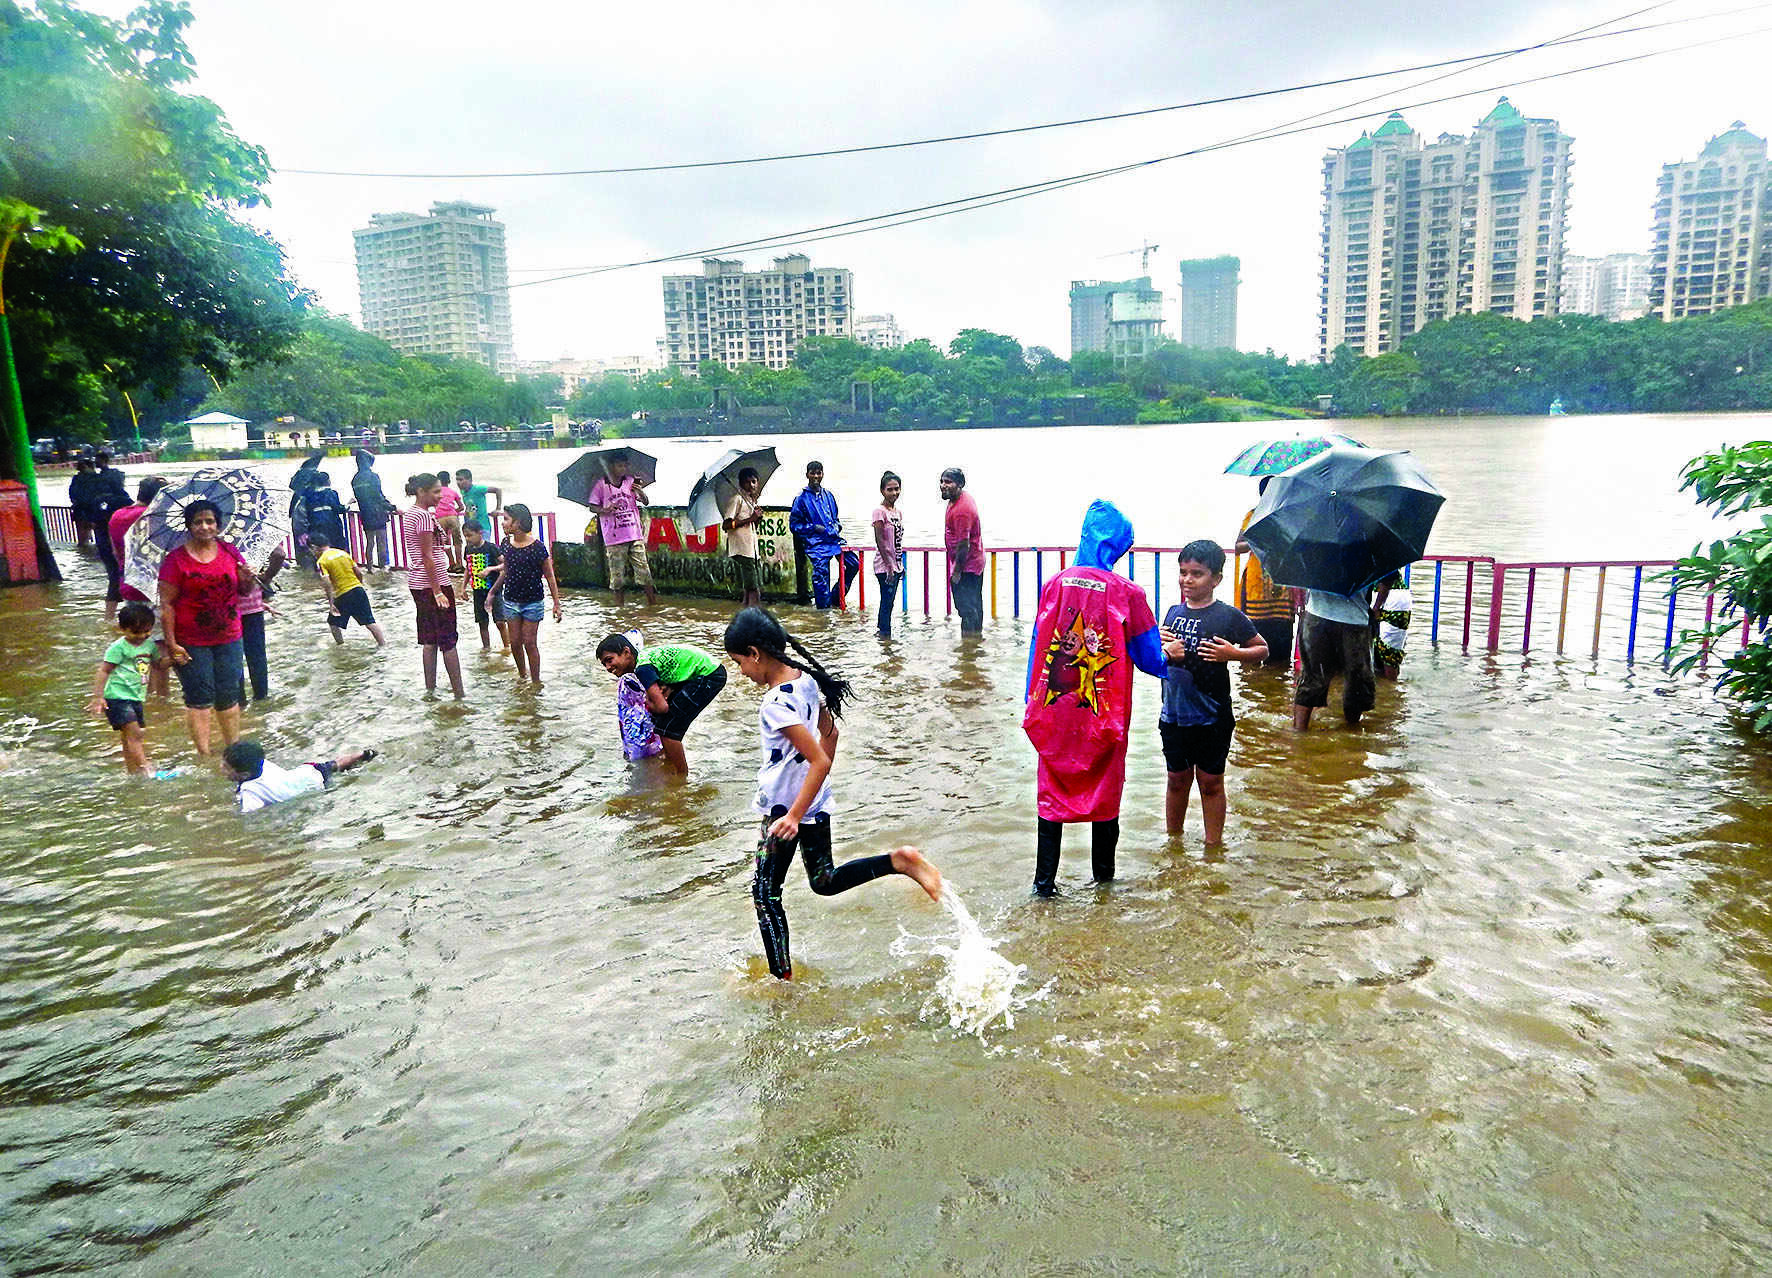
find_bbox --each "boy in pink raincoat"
[1022,500,1168,895]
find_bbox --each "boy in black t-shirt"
[459,519,507,651]
[1159,540,1268,844]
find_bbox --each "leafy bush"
[1669,441,1772,731]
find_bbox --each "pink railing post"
[858,550,867,611]
[1485,564,1507,653]
[1701,593,1716,669]
[1462,560,1476,649]
[836,554,847,610]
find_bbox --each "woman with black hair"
[721,606,942,980]
[157,499,254,756]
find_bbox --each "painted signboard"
[554,504,806,601]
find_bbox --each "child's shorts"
[1159,718,1234,776]
[652,666,728,741]
[472,586,493,627]
[105,698,146,730]
[327,585,377,630]
[499,597,545,623]
[730,554,760,594]
[606,541,652,590]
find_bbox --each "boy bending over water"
[724,607,941,980]
[597,632,727,774]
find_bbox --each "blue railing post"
[1627,565,1643,664]
[1035,550,1044,599]
[1152,550,1160,615]
[1431,561,1444,645]
[1012,551,1021,618]
[901,569,909,616]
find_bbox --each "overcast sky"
[86,0,1772,362]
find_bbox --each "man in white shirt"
[223,740,377,812]
[1292,587,1376,731]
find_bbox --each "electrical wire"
[275,2,1767,181]
[486,16,1772,294]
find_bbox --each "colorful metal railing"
[40,504,1758,666]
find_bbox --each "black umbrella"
[556,446,659,508]
[1242,444,1444,595]
[686,446,778,529]
[123,465,293,596]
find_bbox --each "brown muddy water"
[7,414,1772,1273]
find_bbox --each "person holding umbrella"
[591,456,656,609]
[158,500,255,757]
[723,467,765,609]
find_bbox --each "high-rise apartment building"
[1647,122,1771,321]
[1177,256,1240,350]
[353,201,515,376]
[1561,252,1652,322]
[662,255,852,371]
[1069,278,1164,364]
[1318,99,1573,359]
[853,313,905,349]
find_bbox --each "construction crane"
[1101,241,1161,276]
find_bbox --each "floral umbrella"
[123,465,291,597]
[1223,432,1366,477]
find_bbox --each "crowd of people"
[73,450,1410,979]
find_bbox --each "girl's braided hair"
[723,607,853,718]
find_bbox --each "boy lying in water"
[222,739,377,812]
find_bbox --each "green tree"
[1668,441,1772,733]
[1,0,306,444]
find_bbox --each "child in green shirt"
[88,601,160,774]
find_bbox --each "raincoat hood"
[1075,499,1134,571]
[353,448,377,470]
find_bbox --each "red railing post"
[1485,564,1507,653]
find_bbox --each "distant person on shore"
[941,467,986,635]
[454,468,503,530]
[69,458,101,549]
[158,499,254,757]
[302,471,347,560]
[88,601,161,775]
[110,475,171,697]
[1022,500,1167,895]
[590,457,657,608]
[871,471,905,639]
[223,739,377,813]
[401,473,465,699]
[1159,540,1267,844]
[459,519,508,651]
[90,461,133,619]
[723,606,943,981]
[434,471,465,571]
[1232,477,1297,666]
[789,460,852,609]
[1292,586,1376,730]
[1372,570,1412,680]
[350,450,394,569]
[596,632,726,774]
[310,533,387,647]
[483,503,560,684]
[723,466,765,609]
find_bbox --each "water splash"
[893,884,1029,1040]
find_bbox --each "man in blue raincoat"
[789,460,855,609]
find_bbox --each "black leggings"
[240,610,268,701]
[752,808,895,979]
[1034,817,1120,896]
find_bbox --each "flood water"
[8,413,1772,1273]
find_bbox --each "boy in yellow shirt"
[311,533,387,647]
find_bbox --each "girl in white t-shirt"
[723,607,943,980]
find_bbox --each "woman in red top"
[158,500,255,756]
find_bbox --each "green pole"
[0,306,65,584]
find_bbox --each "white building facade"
[1318,99,1573,358]
[1561,253,1652,321]
[1647,122,1771,321]
[353,201,515,376]
[853,313,905,349]
[662,255,853,371]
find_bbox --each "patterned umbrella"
[1224,432,1366,477]
[123,465,292,597]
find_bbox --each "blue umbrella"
[1224,432,1365,477]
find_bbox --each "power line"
[275,3,1767,181]
[491,16,1771,295]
